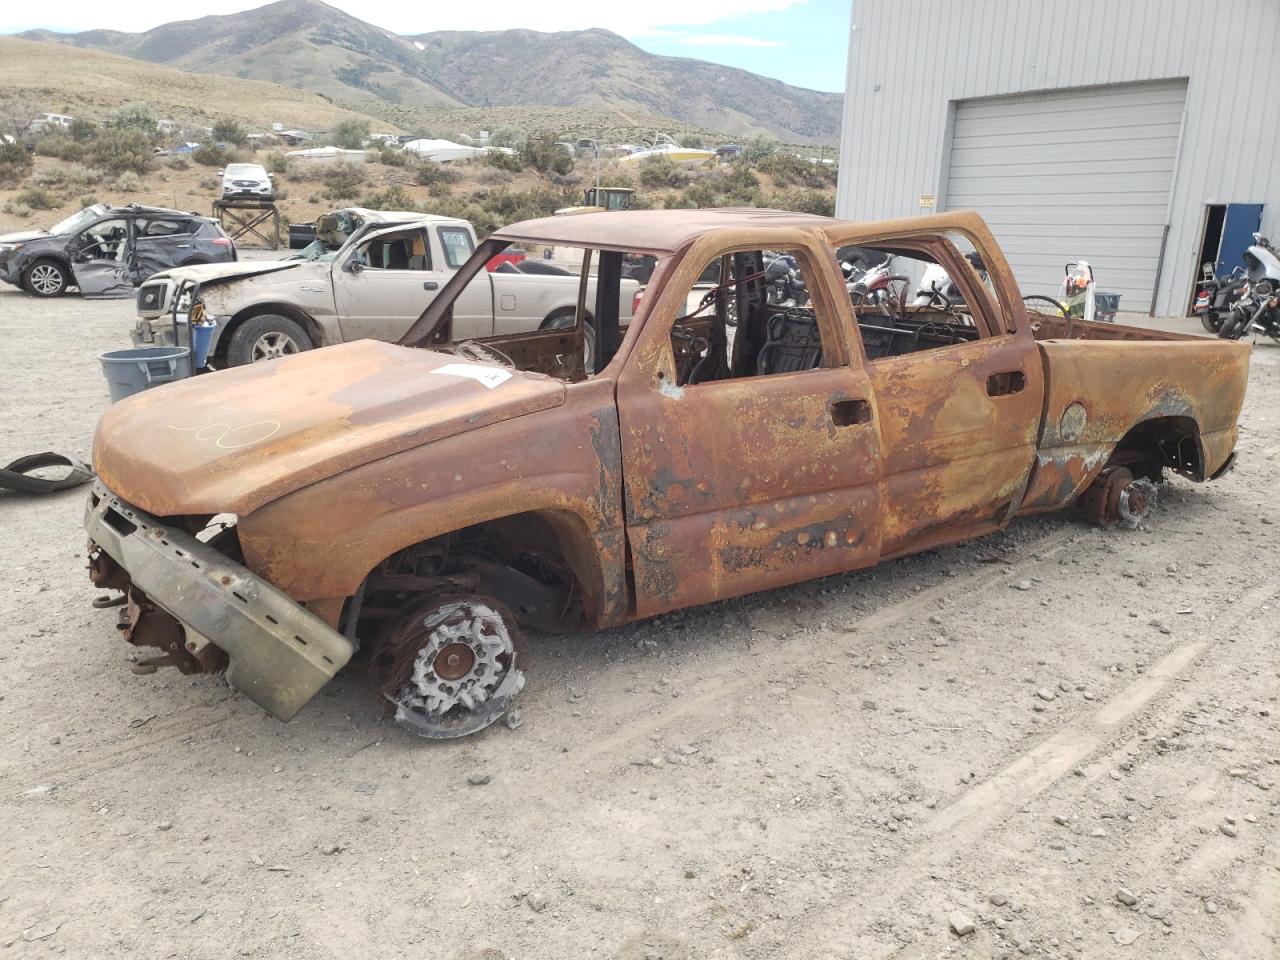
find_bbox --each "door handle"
[830,398,872,426]
[423,281,439,291]
[986,371,1026,397]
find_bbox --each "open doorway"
[1190,203,1265,313]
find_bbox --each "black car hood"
[0,230,52,244]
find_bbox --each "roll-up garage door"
[945,80,1187,310]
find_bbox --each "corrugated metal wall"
[835,0,1280,315]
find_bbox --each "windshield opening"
[49,204,106,236]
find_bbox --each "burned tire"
[225,313,312,366]
[24,259,69,298]
[370,596,527,740]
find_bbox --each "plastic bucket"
[98,346,192,403]
[192,322,216,369]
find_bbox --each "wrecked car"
[0,203,235,298]
[131,213,637,368]
[86,209,1249,740]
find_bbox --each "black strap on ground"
[0,453,95,495]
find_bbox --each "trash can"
[98,346,192,403]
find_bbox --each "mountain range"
[20,0,842,143]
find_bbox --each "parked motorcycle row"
[1196,232,1280,342]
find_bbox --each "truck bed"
[1028,313,1207,342]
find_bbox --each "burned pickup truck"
[85,209,1249,739]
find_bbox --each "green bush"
[191,142,231,168]
[757,151,835,189]
[360,185,413,210]
[34,135,84,161]
[265,151,288,174]
[67,164,104,187]
[376,144,408,167]
[165,155,190,171]
[330,119,370,150]
[211,119,246,146]
[487,125,520,149]
[113,170,143,192]
[78,194,99,207]
[484,150,523,173]
[638,154,689,189]
[320,161,365,200]
[68,118,98,143]
[521,134,573,175]
[414,162,460,187]
[32,167,66,187]
[2,202,32,218]
[88,128,152,174]
[106,102,158,136]
[766,188,834,217]
[0,140,33,186]
[15,187,59,210]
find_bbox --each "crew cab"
[131,213,638,368]
[86,209,1249,740]
[0,202,235,298]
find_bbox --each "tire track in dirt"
[782,578,1277,959]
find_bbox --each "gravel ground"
[0,288,1277,960]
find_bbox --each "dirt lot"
[0,288,1277,960]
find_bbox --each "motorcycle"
[1193,262,1248,334]
[1217,233,1280,342]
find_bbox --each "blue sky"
[1,0,852,92]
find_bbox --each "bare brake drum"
[1079,466,1158,528]
[371,598,526,739]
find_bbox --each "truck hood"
[0,229,51,244]
[92,340,566,516]
[151,260,304,287]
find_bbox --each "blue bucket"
[192,322,216,368]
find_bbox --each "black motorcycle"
[1218,233,1280,342]
[1193,263,1247,334]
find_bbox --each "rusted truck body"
[85,209,1249,738]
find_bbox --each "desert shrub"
[199,176,219,191]
[113,170,143,192]
[34,135,84,161]
[757,152,834,189]
[471,185,575,226]
[360,185,413,210]
[15,187,59,210]
[88,128,152,174]
[66,164,104,187]
[191,141,231,168]
[265,151,288,174]
[475,167,514,186]
[32,167,66,187]
[2,202,32,218]
[68,118,98,143]
[678,182,719,208]
[78,195,99,207]
[330,119,370,150]
[320,161,365,200]
[767,188,834,217]
[106,102,158,136]
[427,180,452,198]
[376,144,408,167]
[488,125,520,149]
[414,162,459,187]
[741,134,778,164]
[720,162,762,204]
[484,150,523,173]
[521,134,573,175]
[638,154,689,189]
[211,119,246,146]
[0,140,33,186]
[166,155,190,171]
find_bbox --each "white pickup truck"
[132,213,639,368]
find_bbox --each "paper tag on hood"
[431,363,513,389]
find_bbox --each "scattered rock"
[1205,900,1218,915]
[1014,580,1033,591]
[318,842,341,856]
[948,910,975,937]
[22,922,60,942]
[527,891,549,913]
[989,892,1008,907]
[1116,888,1139,906]
[1053,814,1070,825]
[1113,927,1143,946]
[467,771,491,786]
[1037,688,1056,702]
[156,820,173,831]
[505,710,524,730]
[1219,823,1238,838]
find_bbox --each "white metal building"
[835,0,1279,315]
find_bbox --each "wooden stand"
[212,199,281,250]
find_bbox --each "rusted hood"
[92,340,566,516]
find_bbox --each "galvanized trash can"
[98,346,192,403]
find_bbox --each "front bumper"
[132,315,230,362]
[85,479,354,720]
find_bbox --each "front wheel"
[225,313,313,366]
[24,259,69,298]
[371,596,527,740]
[1217,309,1248,340]
[1199,310,1224,334]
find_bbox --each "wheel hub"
[380,599,525,739]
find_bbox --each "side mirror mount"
[346,258,364,274]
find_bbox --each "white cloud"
[3,0,809,39]
[672,34,786,48]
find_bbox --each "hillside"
[0,36,395,132]
[22,0,843,143]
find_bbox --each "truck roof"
[492,208,836,256]
[491,208,992,257]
